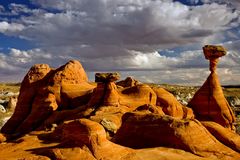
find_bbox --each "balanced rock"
[0,48,239,160]
[188,45,236,130]
[88,72,120,107]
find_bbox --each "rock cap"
[203,45,226,59]
[95,72,120,83]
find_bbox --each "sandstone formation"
[114,112,240,159]
[0,119,209,160]
[153,87,194,119]
[1,60,94,135]
[201,121,240,152]
[188,45,236,130]
[116,76,140,88]
[0,45,239,160]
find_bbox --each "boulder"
[90,106,131,137]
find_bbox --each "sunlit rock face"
[0,46,239,160]
[188,45,236,131]
[1,60,92,135]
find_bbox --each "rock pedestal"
[188,45,236,130]
[88,72,120,107]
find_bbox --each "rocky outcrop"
[0,119,210,160]
[0,45,239,160]
[114,112,240,159]
[188,45,236,130]
[45,118,210,160]
[153,87,194,119]
[119,84,157,109]
[88,72,120,107]
[1,64,52,134]
[1,60,94,135]
[201,121,240,152]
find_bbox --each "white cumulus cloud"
[0,21,25,33]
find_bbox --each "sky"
[0,0,239,85]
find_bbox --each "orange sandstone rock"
[1,64,52,134]
[56,118,209,160]
[153,87,194,119]
[116,76,140,88]
[114,112,240,159]
[0,50,238,160]
[188,45,236,130]
[1,60,94,136]
[88,72,120,107]
[48,147,96,160]
[135,104,165,115]
[201,121,240,152]
[119,84,157,109]
[0,133,6,143]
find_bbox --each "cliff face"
[0,45,239,160]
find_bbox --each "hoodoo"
[0,46,239,160]
[188,45,236,130]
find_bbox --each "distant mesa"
[0,45,239,160]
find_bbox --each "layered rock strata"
[188,45,236,130]
[0,45,239,160]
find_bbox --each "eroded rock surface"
[114,112,240,159]
[188,45,236,130]
[1,60,93,135]
[0,45,239,160]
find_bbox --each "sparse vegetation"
[0,83,20,93]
